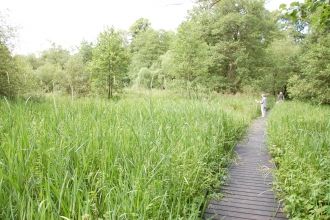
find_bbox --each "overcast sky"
[2,0,299,55]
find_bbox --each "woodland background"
[1,0,329,104]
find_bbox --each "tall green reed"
[0,93,257,219]
[267,101,330,220]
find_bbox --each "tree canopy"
[281,0,330,29]
[89,26,130,99]
[1,0,330,104]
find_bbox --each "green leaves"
[129,18,151,38]
[129,28,172,86]
[288,34,330,104]
[268,101,330,219]
[0,94,257,219]
[167,18,210,94]
[89,26,130,99]
[198,0,277,93]
[290,2,301,7]
[279,4,287,10]
[283,0,330,29]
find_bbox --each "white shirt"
[260,97,266,108]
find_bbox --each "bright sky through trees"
[2,0,298,55]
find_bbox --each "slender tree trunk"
[188,72,191,98]
[110,75,113,98]
[108,73,111,99]
[228,61,236,93]
[273,73,277,100]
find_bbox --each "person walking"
[255,94,267,117]
[278,92,284,101]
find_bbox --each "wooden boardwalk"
[203,117,288,220]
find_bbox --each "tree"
[281,0,330,29]
[129,18,151,38]
[261,40,300,96]
[13,55,39,97]
[199,0,277,93]
[40,43,70,70]
[0,45,39,97]
[277,2,330,104]
[166,19,210,96]
[89,26,130,99]
[129,28,174,86]
[64,53,90,97]
[274,9,308,43]
[0,43,16,97]
[128,18,174,89]
[195,0,221,8]
[0,10,18,52]
[287,30,330,104]
[77,40,93,64]
[30,44,71,94]
[0,10,26,98]
[35,62,64,93]
[24,53,44,70]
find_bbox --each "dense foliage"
[1,0,330,103]
[0,93,258,219]
[1,1,330,218]
[89,27,130,99]
[268,101,330,219]
[281,0,330,29]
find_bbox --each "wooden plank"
[204,205,287,219]
[208,200,282,212]
[229,171,272,179]
[208,197,280,208]
[220,193,277,203]
[226,177,273,185]
[207,205,281,218]
[222,191,276,200]
[221,186,275,196]
[232,159,272,163]
[204,213,249,220]
[229,167,274,173]
[221,184,271,192]
[227,177,273,184]
[204,209,287,220]
[230,165,272,170]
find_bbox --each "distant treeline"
[1,0,329,104]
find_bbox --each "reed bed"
[0,93,257,219]
[267,101,330,220]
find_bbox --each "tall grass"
[0,93,258,219]
[267,101,330,219]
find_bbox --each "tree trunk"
[188,72,191,98]
[273,73,277,99]
[108,74,111,99]
[110,75,113,99]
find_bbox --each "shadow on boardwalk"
[203,116,288,220]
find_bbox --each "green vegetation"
[2,0,329,103]
[89,27,130,99]
[281,0,330,29]
[267,101,330,219]
[0,93,258,219]
[2,0,330,218]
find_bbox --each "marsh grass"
[0,93,258,219]
[267,101,330,219]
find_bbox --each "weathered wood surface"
[204,117,288,220]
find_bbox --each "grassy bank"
[267,101,330,219]
[0,93,258,219]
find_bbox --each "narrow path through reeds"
[204,116,288,220]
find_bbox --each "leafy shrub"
[268,101,330,219]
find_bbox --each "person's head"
[261,94,265,97]
[280,92,283,94]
